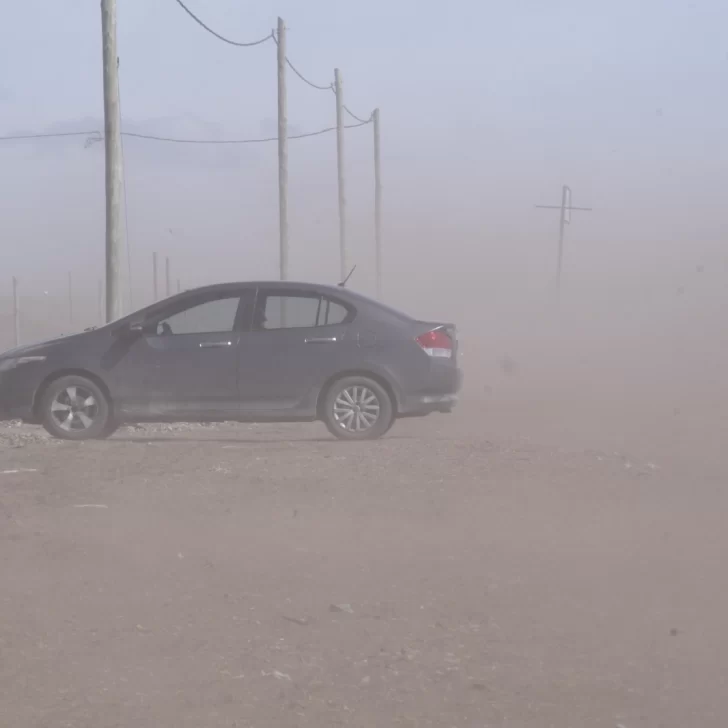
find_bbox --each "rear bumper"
[398,366,462,416]
[400,392,459,416]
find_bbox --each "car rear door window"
[256,294,351,330]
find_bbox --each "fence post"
[12,277,20,347]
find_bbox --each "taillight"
[416,329,453,358]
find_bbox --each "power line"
[330,85,373,125]
[342,104,373,124]
[286,57,332,91]
[0,130,100,141]
[172,0,273,48]
[271,31,332,91]
[121,122,371,144]
[0,118,376,145]
[0,121,372,146]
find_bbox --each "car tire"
[322,376,394,441]
[95,420,120,439]
[40,375,112,441]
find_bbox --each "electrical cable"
[286,57,333,91]
[1,121,372,146]
[271,32,332,91]
[330,85,373,124]
[172,0,273,47]
[120,121,371,144]
[342,105,373,124]
[0,131,100,141]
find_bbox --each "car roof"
[159,281,416,323]
[114,280,413,328]
[186,281,357,297]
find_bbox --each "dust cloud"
[4,205,725,474]
[2,1,728,725]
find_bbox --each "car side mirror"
[114,320,144,338]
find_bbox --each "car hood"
[0,331,90,360]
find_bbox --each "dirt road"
[1,402,726,727]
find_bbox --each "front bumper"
[0,374,9,420]
[0,372,36,422]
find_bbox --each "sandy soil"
[2,392,726,728]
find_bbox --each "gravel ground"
[1,402,727,727]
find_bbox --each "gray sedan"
[0,282,462,440]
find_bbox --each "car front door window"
[149,296,241,336]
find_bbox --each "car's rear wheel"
[322,376,394,441]
[40,375,112,441]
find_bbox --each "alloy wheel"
[333,385,381,433]
[50,385,99,432]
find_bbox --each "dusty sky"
[1,0,727,319]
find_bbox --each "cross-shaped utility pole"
[535,185,592,296]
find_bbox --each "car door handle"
[199,341,233,349]
[305,337,338,344]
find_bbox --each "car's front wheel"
[322,376,394,441]
[97,420,120,439]
[40,375,112,441]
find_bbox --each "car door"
[112,289,251,419]
[237,288,359,415]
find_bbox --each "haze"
[1,1,728,725]
[2,0,726,453]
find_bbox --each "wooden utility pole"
[165,256,171,298]
[373,108,382,299]
[68,272,73,326]
[276,17,289,281]
[556,185,568,292]
[152,252,158,301]
[101,0,124,323]
[334,68,347,281]
[535,185,592,299]
[12,277,19,347]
